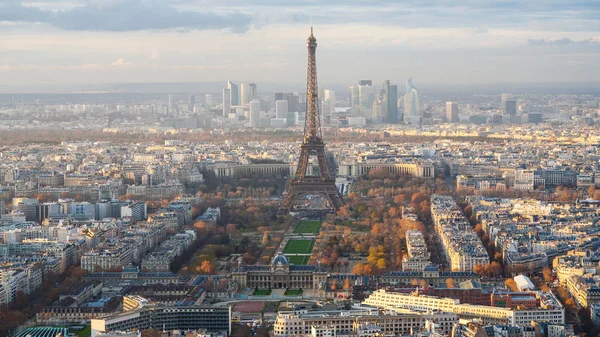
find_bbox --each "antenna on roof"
[310,17,313,35]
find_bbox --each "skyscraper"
[227,81,239,106]
[205,94,212,107]
[403,77,420,123]
[446,102,459,123]
[240,83,249,105]
[249,99,260,127]
[188,94,195,112]
[380,80,399,123]
[275,100,289,119]
[349,85,359,110]
[501,93,517,115]
[168,94,173,110]
[248,83,257,100]
[358,82,375,110]
[222,89,231,117]
[324,89,335,115]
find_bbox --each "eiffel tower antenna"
[278,24,345,216]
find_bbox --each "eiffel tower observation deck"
[278,25,345,216]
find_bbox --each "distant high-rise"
[188,94,195,111]
[241,83,257,105]
[388,84,398,123]
[168,94,173,110]
[222,89,231,117]
[446,102,459,123]
[248,83,257,99]
[358,82,375,110]
[324,89,336,115]
[349,85,359,110]
[501,93,517,115]
[381,80,398,123]
[205,94,212,107]
[372,100,383,123]
[275,100,289,119]
[240,83,249,105]
[227,81,239,106]
[249,99,260,127]
[403,77,420,123]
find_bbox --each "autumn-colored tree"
[141,329,161,337]
[233,325,252,337]
[343,278,352,290]
[199,260,216,274]
[489,261,503,277]
[445,278,455,288]
[226,223,237,234]
[542,266,553,283]
[337,205,350,218]
[474,223,484,237]
[410,279,419,286]
[330,279,338,290]
[505,278,518,292]
[473,264,484,275]
[352,263,364,275]
[362,264,374,276]
[564,298,576,309]
[217,278,228,291]
[376,258,387,271]
[204,277,215,292]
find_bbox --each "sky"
[1,0,600,90]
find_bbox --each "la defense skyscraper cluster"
[278,25,345,215]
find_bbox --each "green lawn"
[283,239,315,254]
[77,326,91,337]
[294,220,322,234]
[287,255,310,265]
[253,289,272,296]
[284,289,303,296]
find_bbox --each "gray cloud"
[0,0,252,32]
[528,38,600,46]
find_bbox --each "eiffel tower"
[278,25,345,215]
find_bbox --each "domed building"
[231,252,327,290]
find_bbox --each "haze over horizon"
[1,0,600,90]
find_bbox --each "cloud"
[528,38,600,46]
[0,0,252,32]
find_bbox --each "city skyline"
[1,0,600,90]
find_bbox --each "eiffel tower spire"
[278,25,345,216]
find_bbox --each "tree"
[505,278,518,292]
[217,278,228,291]
[199,260,216,274]
[204,277,215,292]
[233,325,252,337]
[330,279,338,290]
[141,329,161,337]
[542,266,553,283]
[14,290,28,310]
[343,278,352,290]
[445,278,455,288]
[337,205,350,218]
[226,223,237,235]
[352,263,364,275]
[490,261,503,277]
[473,264,484,275]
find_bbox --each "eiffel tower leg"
[327,192,344,210]
[316,147,331,179]
[278,190,297,216]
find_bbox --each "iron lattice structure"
[278,27,345,215]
